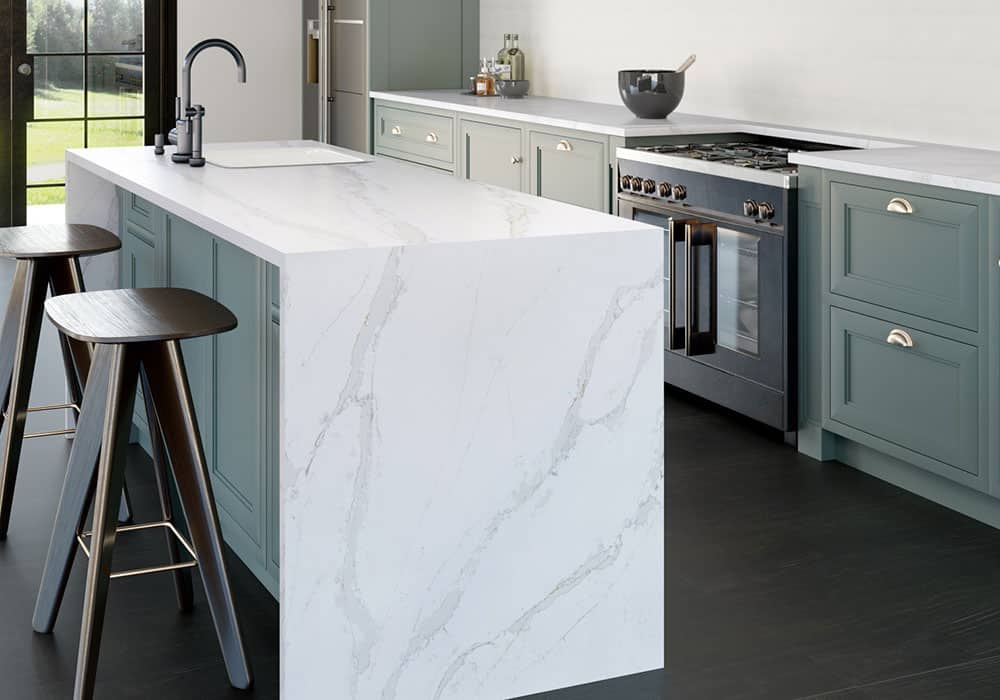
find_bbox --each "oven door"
[619,197,785,392]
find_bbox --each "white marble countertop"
[374,90,1000,195]
[66,140,652,266]
[370,90,906,148]
[790,146,1000,196]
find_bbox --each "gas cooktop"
[633,143,798,173]
[619,134,854,188]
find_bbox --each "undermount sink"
[206,145,372,169]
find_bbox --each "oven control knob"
[758,201,776,220]
[620,174,633,191]
[631,177,644,192]
[672,184,687,200]
[658,182,672,198]
[642,178,656,194]
[743,199,759,217]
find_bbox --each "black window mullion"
[83,1,89,148]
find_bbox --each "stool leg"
[48,257,134,526]
[74,344,139,700]
[0,259,50,539]
[32,342,114,634]
[142,340,253,690]
[0,260,29,483]
[139,364,194,612]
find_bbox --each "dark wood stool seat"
[0,224,121,259]
[35,287,252,700]
[45,288,238,344]
[0,224,136,541]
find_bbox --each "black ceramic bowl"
[618,70,685,119]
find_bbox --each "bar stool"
[35,287,252,700]
[0,224,134,538]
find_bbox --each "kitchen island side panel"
[279,231,664,699]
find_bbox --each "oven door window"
[716,227,760,357]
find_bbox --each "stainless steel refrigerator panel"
[332,22,366,95]
[330,91,368,153]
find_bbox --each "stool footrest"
[3,403,81,439]
[76,520,199,580]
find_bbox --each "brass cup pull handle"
[556,139,573,152]
[511,155,522,165]
[886,197,914,214]
[425,132,439,144]
[886,328,915,348]
[390,125,402,136]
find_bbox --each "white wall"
[481,0,1000,150]
[177,0,302,143]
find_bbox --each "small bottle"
[476,58,495,96]
[507,34,525,81]
[495,34,512,81]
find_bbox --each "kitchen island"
[64,141,664,699]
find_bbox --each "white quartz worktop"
[370,90,907,148]
[790,145,1000,196]
[66,140,651,266]
[66,141,664,699]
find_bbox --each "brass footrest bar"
[3,403,81,439]
[76,520,199,580]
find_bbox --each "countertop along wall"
[176,0,302,142]
[480,0,1000,151]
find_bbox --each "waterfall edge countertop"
[66,140,655,266]
[65,142,665,699]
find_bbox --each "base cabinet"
[378,99,614,213]
[461,119,523,190]
[118,188,280,598]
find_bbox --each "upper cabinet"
[370,0,478,92]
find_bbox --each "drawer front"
[461,120,524,191]
[830,182,980,330]
[123,190,157,231]
[528,129,608,212]
[374,105,454,166]
[829,306,979,481]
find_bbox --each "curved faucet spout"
[181,38,247,114]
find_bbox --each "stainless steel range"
[617,134,850,437]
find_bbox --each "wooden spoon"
[676,54,697,73]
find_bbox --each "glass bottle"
[495,34,512,81]
[476,58,495,96]
[507,34,525,81]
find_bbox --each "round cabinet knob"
[758,201,776,220]
[642,178,656,194]
[672,184,687,200]
[743,199,759,217]
[17,63,32,76]
[658,182,672,198]
[511,155,523,165]
[620,174,633,191]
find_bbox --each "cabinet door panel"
[829,306,981,488]
[166,216,215,461]
[267,314,280,574]
[462,120,523,191]
[529,130,608,212]
[213,239,265,548]
[830,181,980,330]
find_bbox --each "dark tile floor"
[5,388,1000,698]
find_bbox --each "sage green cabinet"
[116,188,279,598]
[830,181,981,331]
[460,119,523,191]
[528,129,610,212]
[374,103,456,172]
[829,306,983,490]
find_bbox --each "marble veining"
[68,147,664,699]
[66,143,652,265]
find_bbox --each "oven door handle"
[685,221,717,356]
[667,218,688,351]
